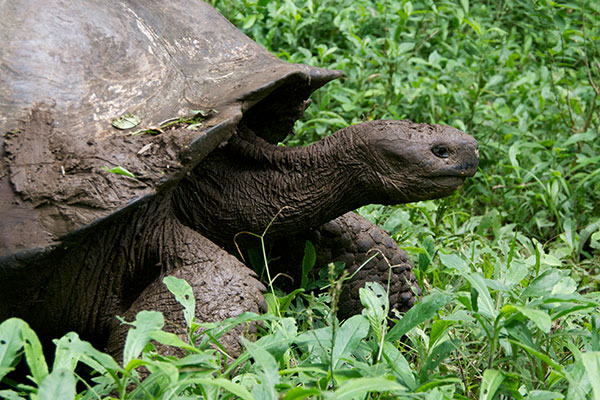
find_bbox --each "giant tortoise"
[0,0,479,354]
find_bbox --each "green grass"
[2,0,600,398]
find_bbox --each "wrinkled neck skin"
[173,124,381,246]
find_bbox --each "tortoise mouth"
[431,163,478,180]
[432,175,466,187]
[431,170,475,180]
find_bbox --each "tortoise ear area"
[240,68,341,144]
[241,75,312,144]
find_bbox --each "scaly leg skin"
[106,221,266,360]
[267,212,421,319]
[310,212,421,319]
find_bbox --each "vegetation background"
[1,0,599,399]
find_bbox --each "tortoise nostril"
[432,144,450,159]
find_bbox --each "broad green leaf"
[551,277,577,295]
[0,390,25,400]
[505,260,531,287]
[516,306,551,333]
[499,304,518,320]
[397,42,415,54]
[102,166,136,179]
[122,310,164,367]
[381,341,416,389]
[163,276,196,328]
[424,387,449,400]
[278,366,328,378]
[428,50,442,67]
[505,320,536,349]
[579,220,600,254]
[543,254,563,267]
[53,332,119,373]
[242,14,257,30]
[186,122,202,130]
[38,368,76,400]
[593,315,600,352]
[485,278,511,293]
[485,74,504,88]
[508,142,521,168]
[562,130,597,147]
[332,315,369,368]
[359,282,388,339]
[581,352,600,400]
[282,387,321,400]
[479,369,504,400]
[438,253,469,274]
[470,287,479,312]
[21,324,48,384]
[174,353,216,369]
[256,317,298,355]
[0,318,26,381]
[177,378,253,400]
[53,335,82,372]
[387,293,453,342]
[463,17,482,35]
[464,273,496,318]
[416,378,463,393]
[295,326,332,349]
[331,377,406,399]
[264,292,280,316]
[418,236,435,271]
[243,338,279,400]
[566,356,592,400]
[429,320,455,348]
[526,390,565,400]
[277,288,304,315]
[224,316,293,373]
[523,269,569,298]
[112,113,141,130]
[419,340,455,383]
[149,330,197,352]
[139,359,179,385]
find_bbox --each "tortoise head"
[357,120,479,204]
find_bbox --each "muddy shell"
[0,0,341,258]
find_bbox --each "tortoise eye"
[432,144,450,159]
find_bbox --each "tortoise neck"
[173,125,374,247]
[228,124,365,172]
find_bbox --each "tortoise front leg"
[266,212,421,319]
[310,212,421,319]
[106,220,265,359]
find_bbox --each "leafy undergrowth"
[1,259,599,399]
[2,0,600,398]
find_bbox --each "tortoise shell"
[0,0,340,258]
